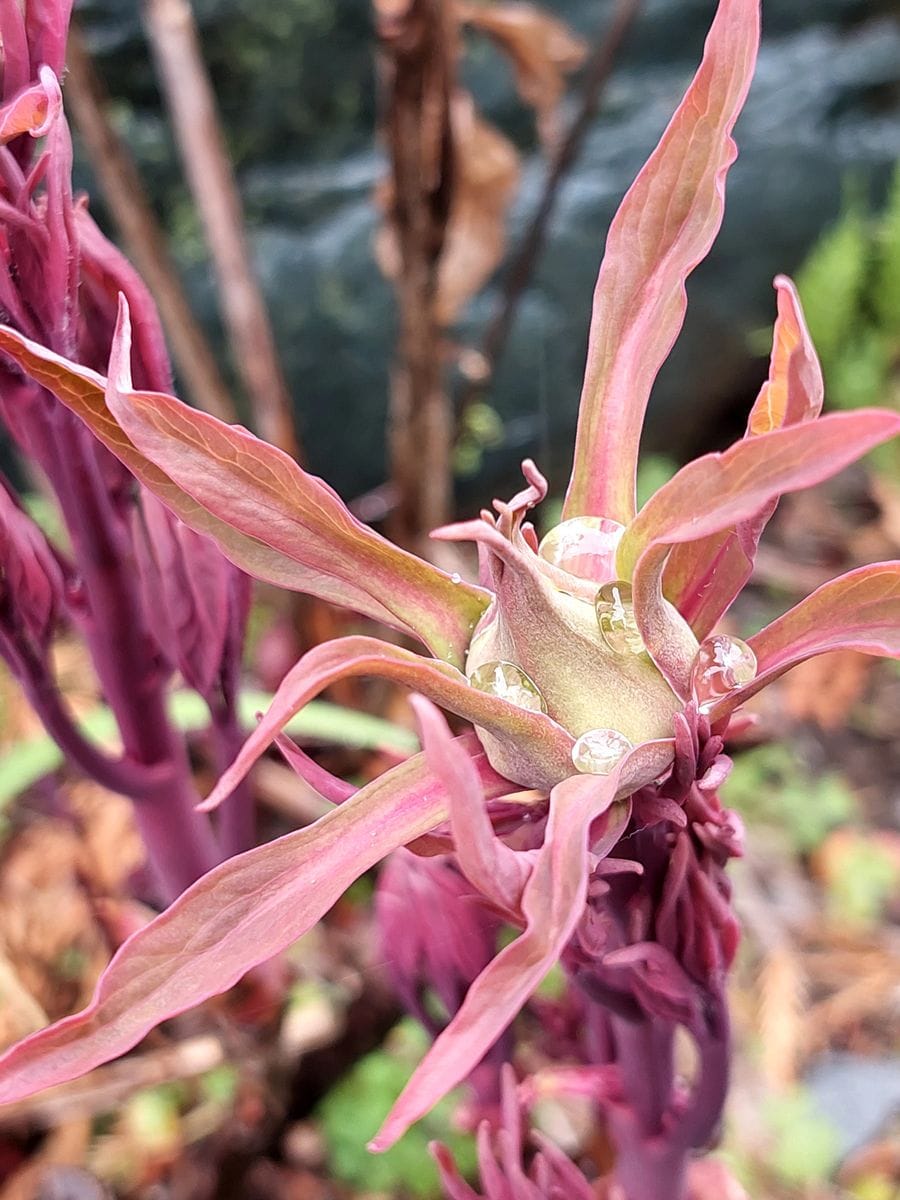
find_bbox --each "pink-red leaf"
[621,410,900,571]
[563,0,760,524]
[0,66,61,144]
[0,741,509,1104]
[0,305,489,666]
[745,275,824,435]
[664,276,824,637]
[711,562,900,719]
[370,741,667,1150]
[133,493,231,698]
[201,636,576,804]
[412,695,529,918]
[619,410,900,693]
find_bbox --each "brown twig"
[458,0,642,409]
[141,0,300,459]
[0,1036,227,1127]
[65,24,238,425]
[376,0,456,552]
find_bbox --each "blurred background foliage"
[1,3,899,1198]
[69,0,900,501]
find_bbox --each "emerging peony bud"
[439,463,682,789]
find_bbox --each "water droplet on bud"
[571,728,634,775]
[691,635,757,709]
[450,572,462,584]
[468,660,547,714]
[595,580,645,654]
[538,517,625,583]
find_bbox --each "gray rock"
[806,1053,900,1158]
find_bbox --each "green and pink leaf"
[370,740,669,1150]
[663,276,824,637]
[0,737,511,1104]
[564,0,760,524]
[0,305,488,666]
[200,636,577,804]
[619,410,900,693]
[712,562,900,719]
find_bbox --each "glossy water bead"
[538,516,625,583]
[468,660,547,714]
[571,728,634,775]
[691,635,758,708]
[595,580,645,655]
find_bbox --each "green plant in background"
[763,1087,842,1188]
[796,165,900,475]
[823,832,900,927]
[721,744,856,855]
[454,402,505,478]
[317,1020,478,1198]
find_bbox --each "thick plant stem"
[377,0,455,553]
[610,1140,688,1200]
[607,1014,688,1200]
[47,407,220,901]
[210,703,255,858]
[611,1013,675,1136]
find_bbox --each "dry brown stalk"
[141,0,300,459]
[375,0,457,551]
[65,24,238,425]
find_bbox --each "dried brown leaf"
[782,649,873,729]
[458,0,587,147]
[0,822,109,1024]
[376,90,520,324]
[435,93,520,322]
[65,782,144,895]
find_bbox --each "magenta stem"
[209,701,255,857]
[45,406,220,900]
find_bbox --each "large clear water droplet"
[468,660,547,714]
[571,728,634,775]
[538,516,625,583]
[691,635,758,709]
[595,580,645,655]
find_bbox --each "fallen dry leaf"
[376,89,519,324]
[434,92,520,323]
[65,781,144,895]
[782,649,874,729]
[458,0,587,147]
[0,821,109,1028]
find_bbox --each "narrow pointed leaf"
[0,66,61,144]
[563,0,760,524]
[412,695,528,917]
[664,276,824,637]
[620,412,899,577]
[370,742,668,1150]
[745,275,824,435]
[201,636,577,805]
[619,410,900,692]
[711,562,900,719]
[0,743,510,1104]
[0,307,489,665]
